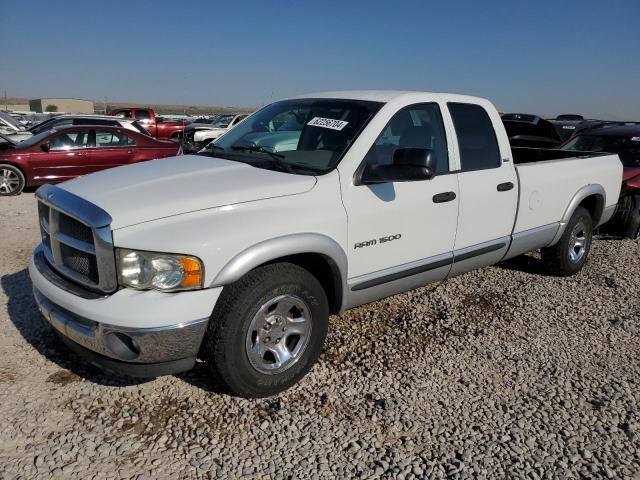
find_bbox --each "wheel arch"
[549,184,605,245]
[211,233,348,314]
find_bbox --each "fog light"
[105,331,140,361]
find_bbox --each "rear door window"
[95,130,135,147]
[448,103,501,171]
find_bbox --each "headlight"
[116,249,203,291]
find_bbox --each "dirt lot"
[0,192,639,479]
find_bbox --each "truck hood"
[60,155,317,229]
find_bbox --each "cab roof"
[289,90,488,104]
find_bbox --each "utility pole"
[3,90,7,111]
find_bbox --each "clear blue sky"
[1,0,639,119]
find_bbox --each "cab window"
[135,110,151,122]
[114,110,132,118]
[362,103,449,174]
[448,103,501,171]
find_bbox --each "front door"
[30,128,93,183]
[341,103,459,302]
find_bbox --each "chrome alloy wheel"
[0,169,20,194]
[568,221,588,263]
[245,294,312,375]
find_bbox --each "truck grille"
[36,185,117,294]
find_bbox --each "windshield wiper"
[197,144,226,156]
[231,144,285,159]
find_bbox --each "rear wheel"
[613,195,640,239]
[542,206,593,276]
[0,164,25,196]
[203,263,329,398]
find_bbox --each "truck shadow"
[1,269,147,387]
[497,254,554,276]
[2,268,229,394]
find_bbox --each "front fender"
[212,232,348,309]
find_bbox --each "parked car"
[560,124,640,238]
[109,107,187,140]
[0,126,181,195]
[555,114,584,121]
[29,91,621,397]
[0,111,33,143]
[180,113,249,152]
[501,113,563,148]
[28,115,150,137]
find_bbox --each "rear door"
[90,129,136,169]
[29,128,93,182]
[446,102,518,276]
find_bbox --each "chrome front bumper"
[34,287,208,376]
[34,287,207,362]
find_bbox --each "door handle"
[497,182,514,192]
[127,150,134,154]
[432,191,457,203]
[75,151,87,156]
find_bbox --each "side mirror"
[357,148,437,185]
[40,143,50,152]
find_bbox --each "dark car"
[560,124,640,238]
[501,113,563,148]
[0,126,182,196]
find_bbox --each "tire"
[618,195,640,239]
[203,263,329,398]
[0,164,26,196]
[542,206,593,276]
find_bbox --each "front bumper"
[33,288,207,376]
[29,249,221,377]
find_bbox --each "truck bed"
[513,151,622,233]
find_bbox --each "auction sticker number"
[307,117,349,131]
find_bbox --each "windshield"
[210,115,235,128]
[562,134,640,167]
[16,129,55,149]
[199,99,382,174]
[0,112,23,131]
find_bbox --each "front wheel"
[203,263,329,398]
[542,206,593,276]
[0,164,26,196]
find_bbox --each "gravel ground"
[0,192,639,480]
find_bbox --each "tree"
[45,104,58,112]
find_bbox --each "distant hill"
[1,97,255,115]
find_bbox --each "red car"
[560,124,640,238]
[0,126,181,196]
[109,107,186,140]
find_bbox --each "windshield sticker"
[307,117,349,131]
[562,125,576,129]
[631,137,640,141]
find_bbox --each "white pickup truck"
[29,91,622,397]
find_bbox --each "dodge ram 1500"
[29,91,622,397]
